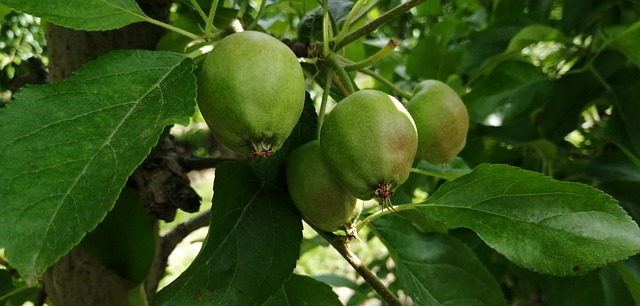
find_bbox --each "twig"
[313,225,403,305]
[178,156,241,171]
[161,209,212,259]
[334,0,426,51]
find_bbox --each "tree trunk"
[43,1,172,305]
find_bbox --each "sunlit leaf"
[464,61,548,126]
[374,215,507,306]
[540,266,632,306]
[153,162,302,305]
[264,274,342,306]
[0,0,148,31]
[80,186,155,284]
[0,50,196,283]
[417,164,640,276]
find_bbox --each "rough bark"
[45,0,171,82]
[42,1,177,305]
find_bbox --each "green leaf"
[417,164,640,276]
[506,25,569,53]
[539,72,601,141]
[297,0,353,44]
[263,274,342,306]
[605,109,640,167]
[0,4,10,20]
[0,286,41,306]
[406,34,462,81]
[458,26,521,75]
[373,215,507,306]
[604,23,640,68]
[612,259,640,302]
[540,266,633,306]
[80,186,156,284]
[413,158,472,181]
[0,270,13,301]
[611,76,640,159]
[415,0,442,16]
[153,162,302,305]
[464,60,548,126]
[0,0,148,31]
[0,50,196,284]
[587,150,640,221]
[561,0,622,34]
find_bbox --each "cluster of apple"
[197,31,468,234]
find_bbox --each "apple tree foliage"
[1,0,640,305]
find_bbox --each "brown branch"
[312,223,403,306]
[178,156,241,171]
[134,138,203,222]
[161,209,212,260]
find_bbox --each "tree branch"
[313,225,403,306]
[334,0,426,51]
[178,156,241,171]
[161,209,212,260]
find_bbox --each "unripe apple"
[287,140,361,233]
[406,80,469,164]
[197,31,305,158]
[320,90,418,209]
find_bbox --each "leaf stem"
[356,203,424,232]
[587,64,615,97]
[313,227,403,306]
[322,0,333,57]
[344,39,398,71]
[205,0,221,37]
[410,167,468,180]
[186,44,214,59]
[334,0,426,51]
[189,0,209,23]
[318,67,334,138]
[611,261,640,302]
[144,18,201,40]
[236,0,249,20]
[0,284,38,302]
[247,0,268,30]
[359,68,412,100]
[336,0,368,42]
